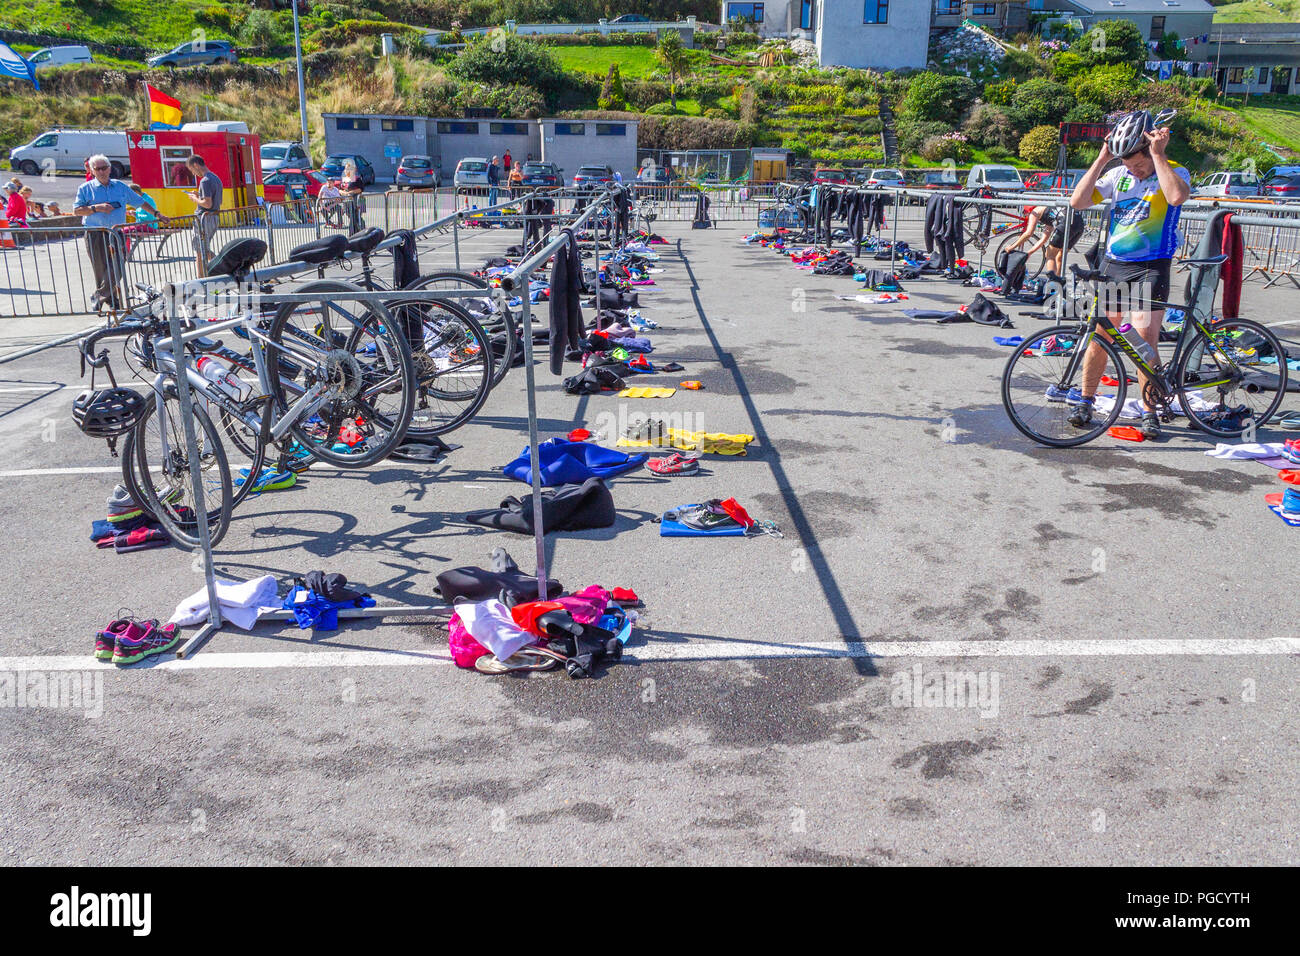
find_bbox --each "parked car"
[1193,171,1260,199]
[862,168,906,189]
[521,161,562,188]
[261,167,328,203]
[966,164,1025,191]
[1261,174,1300,201]
[812,167,849,184]
[574,164,615,189]
[319,154,375,185]
[147,40,238,68]
[1024,169,1084,192]
[261,142,310,177]
[27,45,92,70]
[454,157,490,189]
[394,155,439,189]
[1262,165,1300,182]
[9,128,129,177]
[611,14,651,22]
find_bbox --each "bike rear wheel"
[389,296,493,437]
[1002,325,1129,447]
[1174,317,1289,439]
[405,271,515,388]
[268,279,416,468]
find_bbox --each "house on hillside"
[1208,23,1300,96]
[1038,0,1215,57]
[719,1,1028,70]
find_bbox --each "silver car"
[395,155,439,189]
[454,157,490,188]
[1194,171,1260,199]
[148,40,238,68]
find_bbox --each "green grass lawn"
[550,44,662,79]
[0,0,233,50]
[1211,0,1300,22]
[1220,95,1300,153]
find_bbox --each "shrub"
[1071,18,1145,69]
[1019,125,1059,167]
[964,103,1020,151]
[984,78,1017,107]
[239,9,284,48]
[921,132,972,164]
[448,33,565,102]
[1050,51,1087,82]
[1064,102,1107,125]
[1069,64,1139,112]
[645,102,679,115]
[896,117,950,155]
[900,71,979,124]
[1010,77,1075,129]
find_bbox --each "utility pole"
[292,0,310,155]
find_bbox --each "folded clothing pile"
[91,483,172,553]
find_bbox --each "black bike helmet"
[1107,110,1154,159]
[72,387,146,439]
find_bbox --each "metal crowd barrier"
[0,224,117,318]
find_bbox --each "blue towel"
[282,586,377,631]
[503,438,647,487]
[659,516,746,537]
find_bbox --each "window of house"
[1150,15,1165,40]
[864,1,889,24]
[437,121,479,134]
[490,122,529,136]
[938,1,962,14]
[800,0,813,29]
[336,118,369,131]
[726,3,764,23]
[1228,67,1244,84]
[162,146,195,188]
[381,119,414,132]
[596,123,626,136]
[554,123,586,135]
[971,2,996,15]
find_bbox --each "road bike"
[1001,255,1290,447]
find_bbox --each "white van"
[27,46,93,70]
[966,164,1025,191]
[8,128,130,178]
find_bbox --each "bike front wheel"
[126,385,233,550]
[1002,325,1129,447]
[1174,317,1289,439]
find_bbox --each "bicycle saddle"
[191,336,223,353]
[345,227,385,256]
[288,233,347,265]
[207,237,268,279]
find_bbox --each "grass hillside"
[2,0,233,50]
[1211,0,1300,22]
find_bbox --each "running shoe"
[94,619,132,661]
[646,452,701,476]
[111,620,180,665]
[1045,384,1084,404]
[1283,438,1300,465]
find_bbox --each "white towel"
[169,575,279,631]
[1204,443,1285,461]
[454,600,537,662]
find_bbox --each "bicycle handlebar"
[79,319,151,368]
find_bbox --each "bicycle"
[1001,256,1290,447]
[82,272,418,548]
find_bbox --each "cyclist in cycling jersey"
[1066,110,1191,439]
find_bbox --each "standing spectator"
[6,180,30,227]
[84,159,93,181]
[509,161,523,198]
[185,154,223,277]
[340,160,365,231]
[487,155,501,206]
[502,149,513,179]
[73,154,148,311]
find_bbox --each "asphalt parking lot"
[1,215,1298,865]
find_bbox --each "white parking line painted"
[2,637,1297,673]
[0,466,122,477]
[0,385,63,393]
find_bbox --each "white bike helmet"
[1106,110,1154,159]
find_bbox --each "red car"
[262,167,328,203]
[1261,175,1300,201]
[813,167,849,184]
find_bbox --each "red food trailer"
[125,127,264,219]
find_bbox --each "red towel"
[1220,212,1242,320]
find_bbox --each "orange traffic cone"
[0,217,15,249]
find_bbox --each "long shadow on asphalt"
[677,239,877,677]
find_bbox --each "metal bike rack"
[169,190,621,658]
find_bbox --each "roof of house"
[1052,0,1214,14]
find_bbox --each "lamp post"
[292,0,309,156]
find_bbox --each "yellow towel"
[667,429,756,456]
[618,387,677,399]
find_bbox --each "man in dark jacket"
[488,155,501,206]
